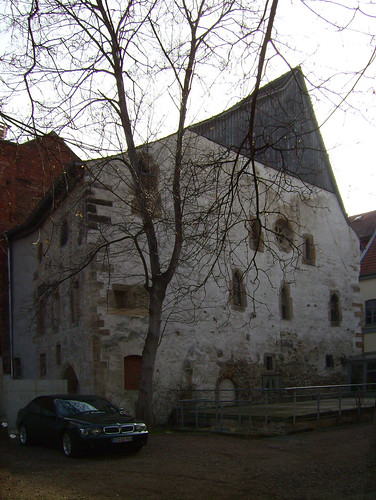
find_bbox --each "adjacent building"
[0,129,79,374]
[348,210,376,385]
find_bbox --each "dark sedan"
[16,394,148,457]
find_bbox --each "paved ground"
[1,422,376,499]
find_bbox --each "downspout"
[4,232,14,379]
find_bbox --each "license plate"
[112,436,133,443]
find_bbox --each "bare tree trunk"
[136,280,166,425]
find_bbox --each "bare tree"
[1,0,374,425]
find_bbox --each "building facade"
[0,130,79,374]
[348,210,376,386]
[6,69,363,420]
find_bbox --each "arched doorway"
[62,364,79,394]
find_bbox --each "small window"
[60,218,69,247]
[37,284,46,335]
[37,304,46,334]
[56,344,61,366]
[70,279,80,324]
[124,355,142,390]
[114,289,128,309]
[280,284,292,320]
[37,241,43,263]
[330,293,341,326]
[274,218,293,252]
[113,285,149,311]
[249,217,264,252]
[326,354,334,368]
[132,151,162,217]
[13,357,22,379]
[365,299,376,326]
[39,353,47,377]
[302,234,315,265]
[231,270,246,310]
[264,355,274,371]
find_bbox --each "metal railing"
[175,383,376,432]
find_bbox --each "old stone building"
[6,69,363,420]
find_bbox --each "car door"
[38,397,59,446]
[22,398,43,439]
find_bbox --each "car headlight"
[134,423,147,432]
[79,428,103,437]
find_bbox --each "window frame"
[39,353,47,377]
[249,216,264,252]
[365,299,376,327]
[231,270,246,310]
[330,292,341,326]
[60,218,69,247]
[274,218,294,252]
[302,234,316,266]
[280,284,292,320]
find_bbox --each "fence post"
[338,387,342,418]
[293,389,296,425]
[358,387,361,416]
[248,400,252,434]
[265,391,268,424]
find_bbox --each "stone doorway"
[62,365,79,394]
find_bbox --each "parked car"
[16,394,148,457]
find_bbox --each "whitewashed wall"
[10,132,362,421]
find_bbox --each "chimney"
[0,124,9,140]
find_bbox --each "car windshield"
[55,398,117,417]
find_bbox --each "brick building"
[0,129,79,373]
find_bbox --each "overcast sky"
[275,0,376,216]
[1,1,375,216]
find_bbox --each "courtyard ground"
[1,422,376,499]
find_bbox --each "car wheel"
[19,424,33,446]
[62,431,80,458]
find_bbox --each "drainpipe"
[4,232,14,379]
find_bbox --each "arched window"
[60,218,69,247]
[274,218,293,252]
[124,355,142,390]
[70,279,80,325]
[132,151,162,217]
[302,234,315,265]
[280,284,292,320]
[249,217,264,252]
[231,270,246,310]
[365,299,376,327]
[330,293,341,326]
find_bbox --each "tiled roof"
[360,230,376,278]
[349,210,376,249]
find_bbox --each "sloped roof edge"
[189,67,348,220]
[5,161,85,241]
